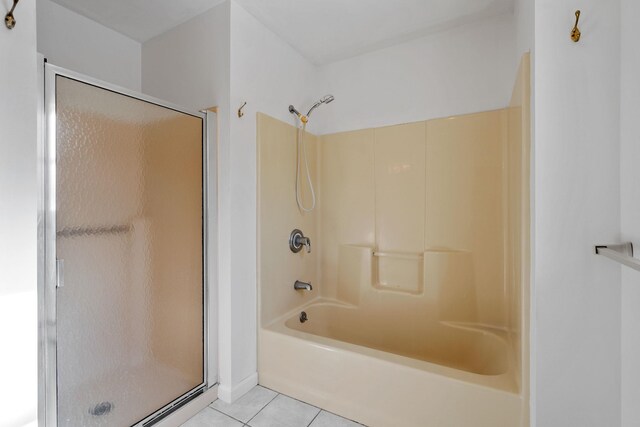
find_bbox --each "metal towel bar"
[57,225,131,238]
[595,242,640,272]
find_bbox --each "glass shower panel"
[55,76,204,426]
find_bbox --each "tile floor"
[181,385,366,427]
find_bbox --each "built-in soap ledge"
[372,252,423,260]
[373,251,424,294]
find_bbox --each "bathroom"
[1,0,639,426]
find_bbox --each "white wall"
[317,13,517,135]
[227,0,320,393]
[620,0,640,425]
[533,1,621,426]
[0,0,38,425]
[142,2,230,113]
[37,0,141,91]
[514,0,534,60]
[230,2,320,128]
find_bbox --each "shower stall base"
[58,360,201,426]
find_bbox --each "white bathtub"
[259,301,525,427]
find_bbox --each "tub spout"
[294,280,313,291]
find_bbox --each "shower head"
[321,94,335,104]
[306,94,335,117]
[289,95,335,123]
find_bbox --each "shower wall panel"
[318,111,510,329]
[425,111,507,326]
[374,122,426,254]
[319,129,375,300]
[506,54,531,402]
[144,116,204,380]
[257,114,320,326]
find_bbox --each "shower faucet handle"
[299,236,311,253]
[289,229,311,253]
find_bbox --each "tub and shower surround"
[258,55,530,427]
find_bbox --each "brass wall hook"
[571,10,581,42]
[237,101,247,118]
[5,0,20,30]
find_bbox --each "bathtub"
[258,301,525,427]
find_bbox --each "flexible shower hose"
[296,121,316,212]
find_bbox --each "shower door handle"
[56,259,64,288]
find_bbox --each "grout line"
[209,407,248,425]
[256,384,279,394]
[226,385,361,427]
[254,387,347,426]
[306,409,322,427]
[322,408,368,426]
[269,388,321,410]
[208,386,279,426]
[244,392,280,426]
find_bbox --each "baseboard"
[217,372,258,403]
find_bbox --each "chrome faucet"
[294,280,313,291]
[289,229,311,253]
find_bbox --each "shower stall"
[39,64,217,426]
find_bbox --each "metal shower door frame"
[39,63,214,427]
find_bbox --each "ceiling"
[235,0,514,64]
[49,0,227,42]
[50,0,514,65]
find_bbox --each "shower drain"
[89,401,113,416]
[300,311,308,323]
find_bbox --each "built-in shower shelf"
[373,251,424,294]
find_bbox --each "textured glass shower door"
[51,73,206,426]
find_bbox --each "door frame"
[38,62,217,426]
